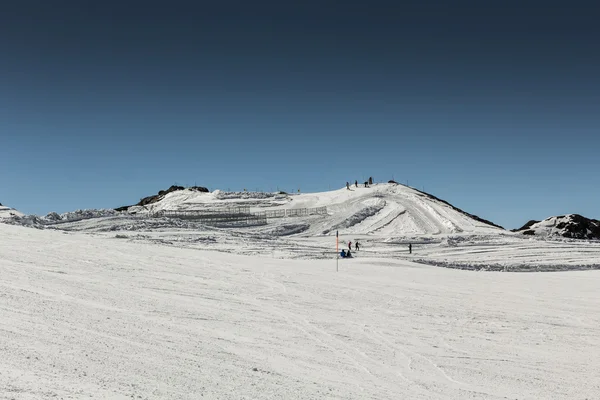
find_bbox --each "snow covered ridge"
[3,208,120,228]
[43,209,120,223]
[410,187,504,230]
[0,204,24,219]
[514,214,600,240]
[115,185,209,211]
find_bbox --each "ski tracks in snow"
[247,270,513,399]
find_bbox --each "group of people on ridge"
[346,176,373,190]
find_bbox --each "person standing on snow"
[355,241,359,251]
[408,243,412,254]
[355,180,358,187]
[346,182,350,190]
[348,241,352,250]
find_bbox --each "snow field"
[1,224,600,399]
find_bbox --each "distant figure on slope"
[368,176,373,185]
[355,241,360,251]
[348,241,352,250]
[346,249,352,258]
[408,243,412,254]
[340,249,346,258]
[355,180,358,187]
[364,181,368,188]
[346,182,350,190]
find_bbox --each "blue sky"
[1,1,598,229]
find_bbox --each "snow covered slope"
[0,204,23,220]
[125,183,503,237]
[2,223,600,399]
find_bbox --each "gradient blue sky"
[1,0,598,229]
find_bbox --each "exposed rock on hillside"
[514,214,600,240]
[115,185,209,212]
[513,220,540,232]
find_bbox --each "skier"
[355,241,359,251]
[348,241,352,250]
[408,243,412,254]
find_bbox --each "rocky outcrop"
[514,214,600,240]
[115,185,209,212]
[513,220,540,232]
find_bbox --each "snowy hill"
[122,183,504,237]
[0,204,24,220]
[514,214,600,240]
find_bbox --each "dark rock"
[556,214,600,239]
[512,220,540,232]
[388,180,398,184]
[137,185,184,207]
[189,186,209,193]
[514,214,600,240]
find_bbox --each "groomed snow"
[3,184,600,398]
[1,223,600,399]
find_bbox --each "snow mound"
[0,205,25,220]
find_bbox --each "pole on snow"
[336,230,339,272]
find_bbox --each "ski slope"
[1,223,600,399]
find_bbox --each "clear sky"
[1,0,598,229]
